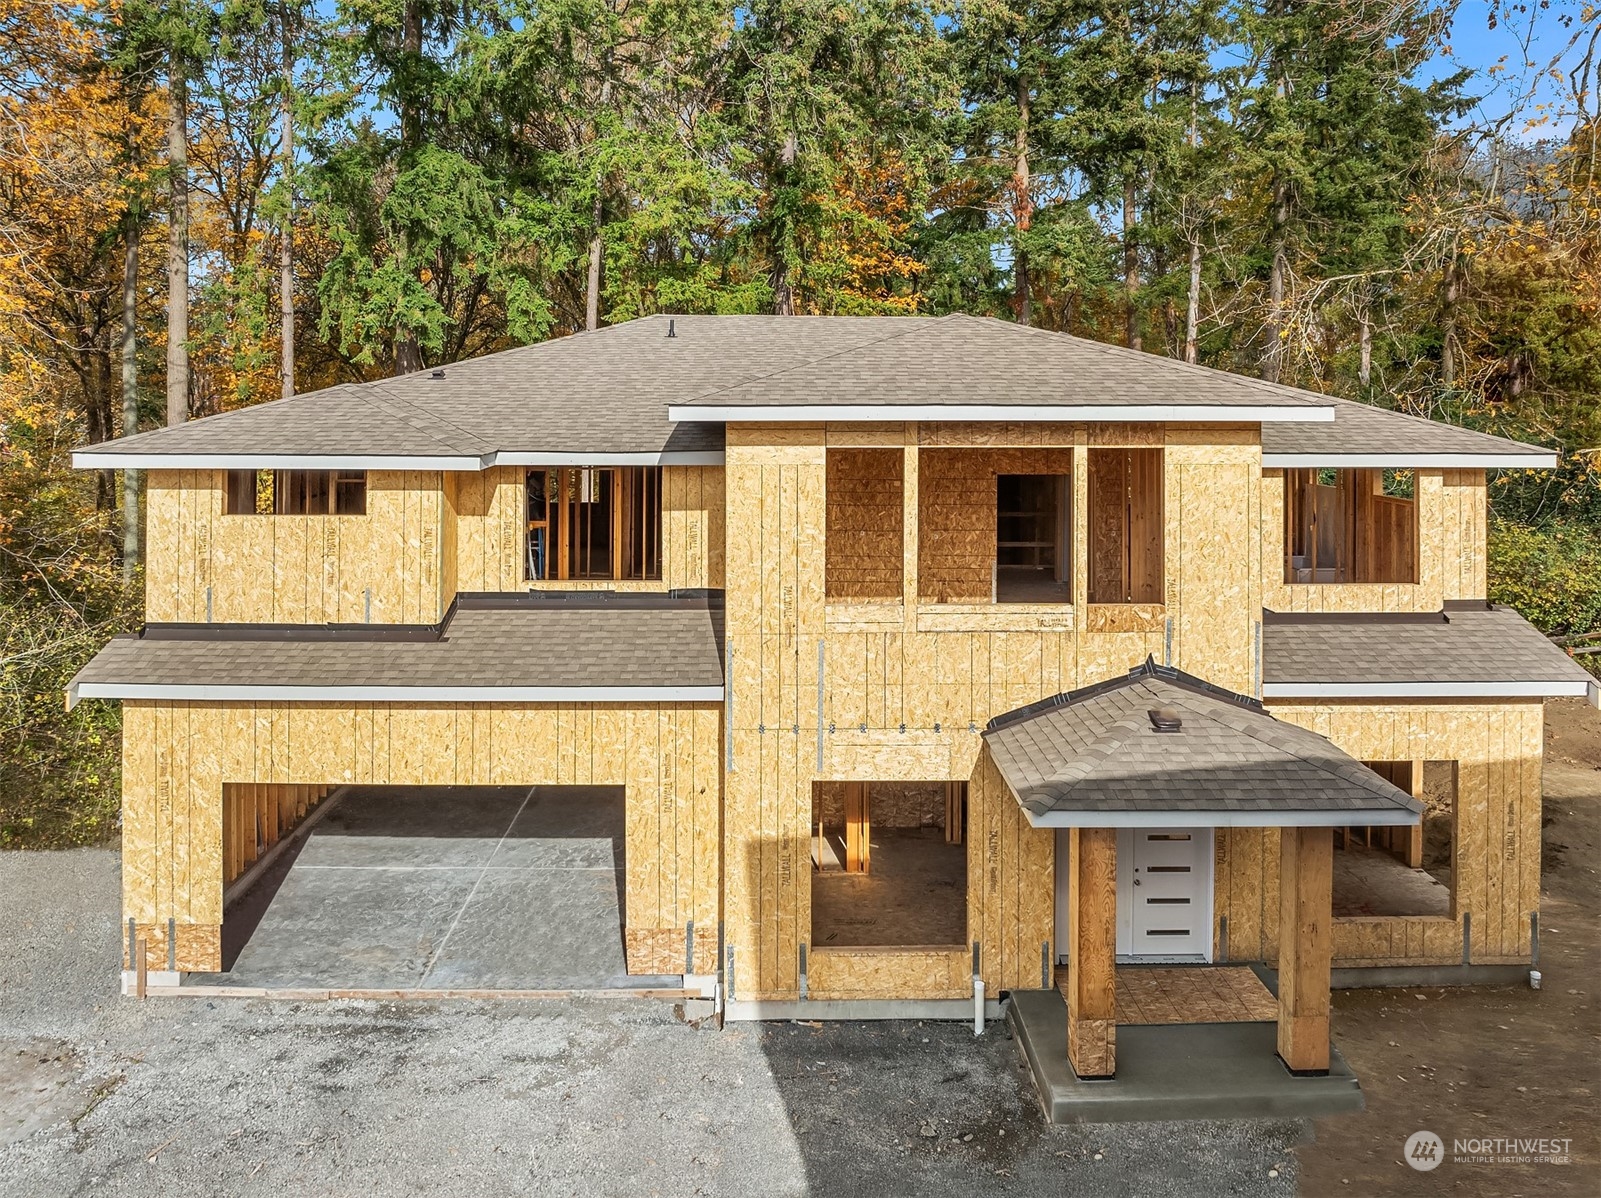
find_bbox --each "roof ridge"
[360,378,493,454]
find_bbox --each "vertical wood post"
[1277,826,1334,1074]
[902,437,918,626]
[1066,827,1117,1079]
[1406,760,1425,869]
[844,782,870,873]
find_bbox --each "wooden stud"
[1276,826,1333,1074]
[1066,826,1117,1079]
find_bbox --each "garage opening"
[210,785,676,990]
[809,781,967,948]
[1332,761,1454,918]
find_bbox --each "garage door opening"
[207,785,678,990]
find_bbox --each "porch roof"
[982,660,1423,829]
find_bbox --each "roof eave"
[1021,806,1421,829]
[1262,680,1594,700]
[1263,452,1558,468]
[70,682,725,705]
[669,403,1335,424]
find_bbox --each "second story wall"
[146,469,448,624]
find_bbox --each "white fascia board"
[71,452,489,472]
[1262,680,1592,699]
[488,450,726,467]
[1263,452,1558,469]
[72,683,724,705]
[668,403,1336,424]
[1023,807,1420,829]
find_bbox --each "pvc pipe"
[973,976,985,1035]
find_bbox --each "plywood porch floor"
[1054,965,1278,1025]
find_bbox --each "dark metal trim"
[985,655,1263,734]
[1262,608,1449,626]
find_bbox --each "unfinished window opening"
[1284,467,1417,584]
[825,448,904,601]
[810,781,967,948]
[224,469,366,516]
[1087,448,1163,604]
[1332,761,1454,919]
[524,467,662,582]
[996,474,1069,603]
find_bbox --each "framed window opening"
[224,469,366,516]
[1087,448,1164,604]
[1283,467,1417,584]
[525,466,662,582]
[995,473,1070,603]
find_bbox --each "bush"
[1487,519,1601,678]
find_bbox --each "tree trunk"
[1123,177,1140,351]
[1013,77,1032,327]
[121,210,142,576]
[279,5,295,399]
[770,132,798,316]
[1358,297,1372,389]
[1440,249,1461,390]
[585,73,613,333]
[1184,237,1201,365]
[1262,175,1288,383]
[394,2,423,374]
[165,57,188,427]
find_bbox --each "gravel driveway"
[0,848,1302,1197]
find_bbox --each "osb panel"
[121,699,722,978]
[807,947,971,1000]
[1218,702,1544,966]
[826,449,904,601]
[967,749,1055,993]
[146,469,449,624]
[1440,469,1488,600]
[1166,446,1257,694]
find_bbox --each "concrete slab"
[1007,988,1364,1124]
[201,785,677,990]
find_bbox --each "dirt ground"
[1297,697,1601,1197]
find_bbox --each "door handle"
[1133,878,1141,886]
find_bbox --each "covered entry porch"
[982,660,1422,1121]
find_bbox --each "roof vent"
[1148,706,1182,733]
[666,318,676,339]
[429,368,446,379]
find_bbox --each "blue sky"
[1428,0,1591,139]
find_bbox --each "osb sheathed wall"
[722,421,1255,1003]
[120,700,722,975]
[450,464,726,594]
[146,465,726,625]
[825,449,903,600]
[1260,467,1487,613]
[1217,701,1543,968]
[146,469,448,623]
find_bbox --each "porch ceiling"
[983,660,1423,829]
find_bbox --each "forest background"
[1,0,1596,845]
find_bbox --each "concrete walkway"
[201,785,677,990]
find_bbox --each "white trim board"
[72,449,727,471]
[69,682,724,709]
[1261,680,1592,699]
[668,403,1336,424]
[1023,807,1420,829]
[1263,452,1557,468]
[72,451,490,472]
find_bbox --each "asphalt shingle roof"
[1260,397,1554,460]
[982,664,1423,823]
[1262,604,1594,689]
[69,597,725,698]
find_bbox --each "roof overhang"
[68,682,724,709]
[1262,452,1557,469]
[1021,806,1420,829]
[489,450,725,467]
[1262,680,1595,700]
[669,403,1336,424]
[71,451,491,472]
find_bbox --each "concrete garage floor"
[199,785,677,990]
[1331,843,1451,918]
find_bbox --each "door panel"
[1117,828,1213,960]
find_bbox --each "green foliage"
[1487,519,1601,678]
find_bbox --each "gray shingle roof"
[1261,397,1555,461]
[69,596,725,701]
[1262,605,1595,692]
[671,314,1335,412]
[982,664,1423,825]
[74,314,1554,464]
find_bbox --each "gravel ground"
[0,848,1303,1197]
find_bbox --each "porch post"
[1066,826,1117,1079]
[1277,826,1334,1075]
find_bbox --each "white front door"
[1116,828,1214,961]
